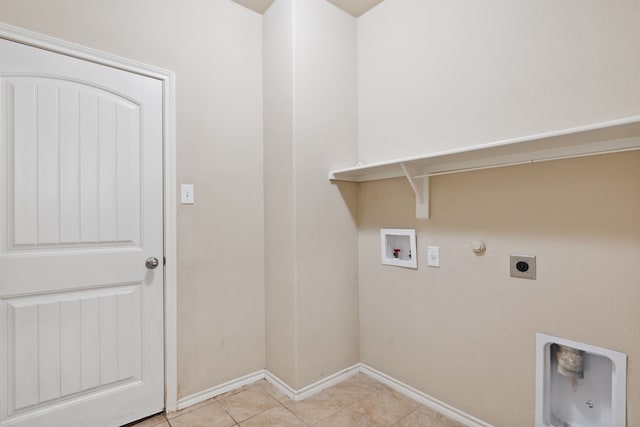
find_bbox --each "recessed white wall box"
[536,333,627,427]
[380,229,417,269]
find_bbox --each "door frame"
[0,23,179,413]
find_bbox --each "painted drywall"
[357,0,640,164]
[358,154,640,426]
[0,0,265,399]
[293,0,359,388]
[263,0,297,387]
[357,0,640,425]
[264,0,359,390]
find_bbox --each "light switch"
[181,184,195,204]
[427,246,440,267]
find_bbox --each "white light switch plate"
[181,184,195,204]
[427,246,440,267]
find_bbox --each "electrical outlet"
[510,255,536,279]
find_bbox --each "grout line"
[167,371,473,427]
[225,407,240,425]
[278,399,308,426]
[392,407,420,427]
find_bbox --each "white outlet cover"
[427,246,440,267]
[181,184,195,204]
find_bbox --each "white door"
[0,37,164,427]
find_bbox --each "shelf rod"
[412,160,532,179]
[412,146,640,179]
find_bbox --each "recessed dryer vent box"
[380,229,417,269]
[536,333,627,427]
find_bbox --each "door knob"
[146,257,159,269]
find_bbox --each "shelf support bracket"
[401,163,430,220]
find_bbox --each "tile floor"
[130,373,467,427]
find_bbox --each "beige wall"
[0,0,265,399]
[357,0,640,425]
[358,154,640,426]
[264,0,297,387]
[294,0,359,388]
[6,1,638,424]
[358,0,640,163]
[264,0,359,390]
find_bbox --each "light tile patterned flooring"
[130,373,467,427]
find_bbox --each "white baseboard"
[358,364,493,427]
[265,364,360,401]
[175,370,266,411]
[175,364,492,426]
[261,370,295,399]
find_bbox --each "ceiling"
[231,0,385,17]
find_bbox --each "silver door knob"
[146,257,159,269]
